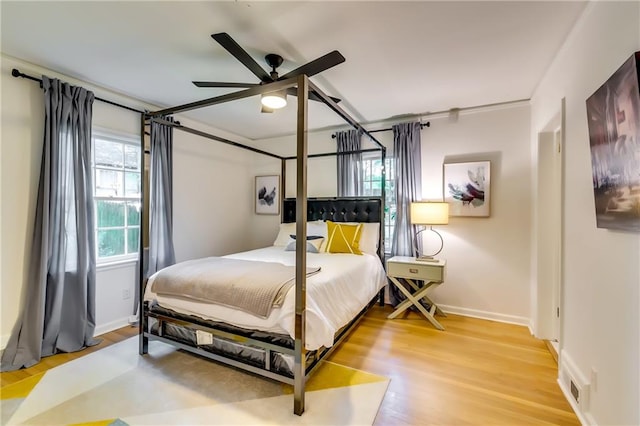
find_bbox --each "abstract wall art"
[586,51,640,232]
[255,175,280,215]
[443,161,491,217]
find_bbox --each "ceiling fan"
[193,32,345,112]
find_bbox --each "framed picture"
[443,161,491,217]
[255,175,280,215]
[586,51,640,232]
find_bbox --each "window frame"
[92,128,142,265]
[360,152,396,254]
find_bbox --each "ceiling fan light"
[261,91,287,109]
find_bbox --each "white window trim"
[96,257,138,272]
[93,126,140,145]
[360,153,395,255]
[92,128,142,265]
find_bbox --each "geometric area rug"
[1,336,389,425]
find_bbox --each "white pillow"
[285,237,324,253]
[273,220,326,246]
[273,222,297,246]
[342,222,380,256]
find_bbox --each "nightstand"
[386,256,447,330]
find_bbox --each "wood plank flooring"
[328,305,580,425]
[0,325,139,387]
[1,306,578,425]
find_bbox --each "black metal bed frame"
[150,77,389,418]
[11,67,388,416]
[143,196,385,384]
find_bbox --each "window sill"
[97,257,138,272]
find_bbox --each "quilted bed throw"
[151,257,320,318]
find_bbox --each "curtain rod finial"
[11,68,22,78]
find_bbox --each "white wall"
[422,104,532,324]
[531,2,640,425]
[94,262,138,336]
[250,103,533,324]
[0,55,151,345]
[171,118,258,260]
[0,56,45,347]
[246,129,353,248]
[0,55,262,346]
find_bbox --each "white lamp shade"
[410,202,449,225]
[261,91,287,109]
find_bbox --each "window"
[92,130,141,262]
[360,155,395,253]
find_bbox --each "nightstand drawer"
[387,261,444,281]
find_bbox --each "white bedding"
[144,246,387,350]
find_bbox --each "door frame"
[534,98,565,347]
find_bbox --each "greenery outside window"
[360,154,396,253]
[92,130,141,263]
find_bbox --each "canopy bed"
[139,74,387,415]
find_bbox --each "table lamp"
[410,201,449,261]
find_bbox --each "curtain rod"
[331,121,430,139]
[11,68,144,115]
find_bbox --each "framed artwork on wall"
[586,51,640,232]
[255,175,280,215]
[443,161,491,217]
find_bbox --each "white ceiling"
[1,1,587,140]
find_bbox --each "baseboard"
[557,376,596,425]
[558,350,596,425]
[544,340,559,364]
[0,319,132,351]
[438,304,530,327]
[94,317,134,337]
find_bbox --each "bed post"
[281,158,287,223]
[293,74,309,416]
[139,112,149,355]
[379,146,387,306]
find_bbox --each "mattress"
[144,246,387,350]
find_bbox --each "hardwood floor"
[1,307,578,425]
[0,325,139,387]
[329,305,580,425]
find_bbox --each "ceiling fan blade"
[279,50,345,80]
[193,81,260,88]
[211,32,272,83]
[285,88,341,104]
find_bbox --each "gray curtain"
[336,129,362,196]
[147,117,176,276]
[1,76,99,371]
[390,122,423,305]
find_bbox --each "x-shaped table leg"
[387,277,445,330]
[403,279,447,317]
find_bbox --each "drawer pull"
[409,268,418,273]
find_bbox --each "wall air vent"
[570,380,580,403]
[560,354,590,413]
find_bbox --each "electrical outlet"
[122,289,131,300]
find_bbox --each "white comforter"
[144,246,387,350]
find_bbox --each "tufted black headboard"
[282,197,382,224]
[282,197,384,259]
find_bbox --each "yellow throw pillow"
[325,221,363,255]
